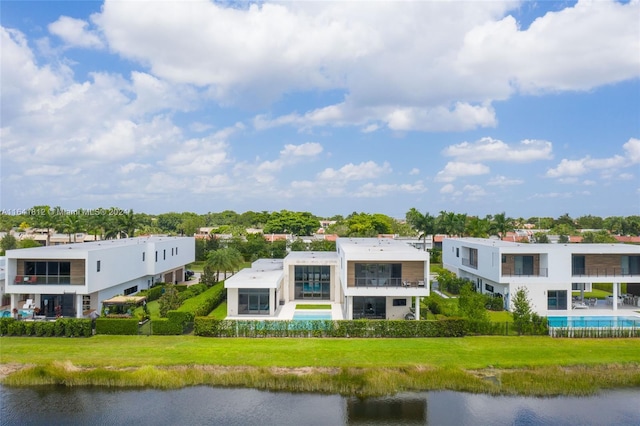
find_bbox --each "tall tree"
[511,287,533,335]
[490,212,513,239]
[405,208,435,250]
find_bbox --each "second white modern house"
[442,238,640,314]
[4,236,195,318]
[225,237,430,320]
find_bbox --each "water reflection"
[1,385,639,426]
[347,396,426,425]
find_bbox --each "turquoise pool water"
[548,316,640,328]
[0,310,32,318]
[292,311,332,321]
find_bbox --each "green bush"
[0,318,91,337]
[7,320,25,336]
[152,319,183,335]
[95,318,139,335]
[35,321,55,337]
[194,318,469,338]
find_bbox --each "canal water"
[1,385,639,425]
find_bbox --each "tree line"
[1,205,638,256]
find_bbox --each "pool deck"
[544,303,640,318]
[225,302,344,321]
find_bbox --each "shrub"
[193,318,468,338]
[152,319,183,335]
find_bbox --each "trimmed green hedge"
[95,318,139,335]
[153,284,226,335]
[151,318,183,335]
[0,318,92,337]
[194,318,468,338]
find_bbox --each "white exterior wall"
[227,288,239,316]
[386,297,412,320]
[443,237,640,314]
[4,237,195,317]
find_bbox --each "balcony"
[572,268,639,278]
[502,268,548,277]
[461,258,478,269]
[352,277,426,288]
[13,275,85,285]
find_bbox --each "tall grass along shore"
[2,336,639,397]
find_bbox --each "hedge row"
[152,318,183,335]
[194,318,467,338]
[95,317,139,335]
[0,318,92,337]
[153,283,226,335]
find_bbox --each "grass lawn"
[572,289,612,299]
[186,261,205,272]
[3,336,639,369]
[208,301,227,319]
[295,304,331,310]
[487,311,513,322]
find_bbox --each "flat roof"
[337,237,429,260]
[284,251,339,263]
[5,236,192,256]
[445,238,640,253]
[225,267,283,289]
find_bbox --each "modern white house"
[225,237,430,320]
[3,236,195,318]
[442,238,640,314]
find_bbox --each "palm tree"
[490,212,513,239]
[60,214,84,242]
[466,217,490,237]
[206,248,244,282]
[405,208,435,250]
[117,209,138,238]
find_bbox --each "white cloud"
[353,181,426,198]
[443,137,553,162]
[456,0,640,93]
[281,142,323,158]
[546,139,637,178]
[435,162,490,182]
[318,161,391,182]
[487,175,524,186]
[409,168,420,176]
[48,16,103,49]
[440,184,455,194]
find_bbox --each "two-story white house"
[442,238,640,314]
[4,236,195,318]
[225,237,430,320]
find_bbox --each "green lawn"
[208,301,227,319]
[572,289,612,299]
[487,311,513,322]
[3,336,639,369]
[295,304,331,310]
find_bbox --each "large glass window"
[238,289,270,315]
[24,261,71,284]
[514,256,534,275]
[548,290,567,310]
[40,294,75,317]
[353,297,386,319]
[294,265,331,300]
[572,255,586,275]
[354,263,402,287]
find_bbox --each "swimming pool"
[0,310,32,318]
[292,311,332,321]
[548,316,640,328]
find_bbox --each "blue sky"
[1,0,638,219]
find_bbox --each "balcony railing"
[572,268,639,277]
[13,275,85,285]
[352,277,426,288]
[461,258,478,269]
[502,268,549,277]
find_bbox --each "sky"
[1,0,639,220]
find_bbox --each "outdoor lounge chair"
[572,301,589,309]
